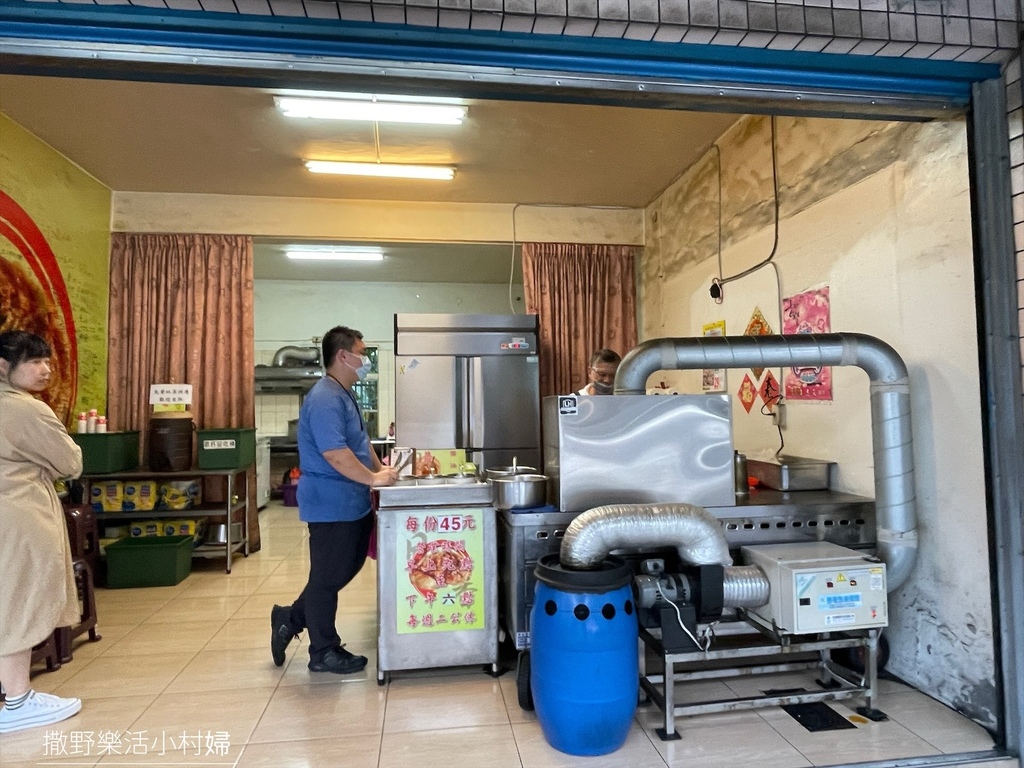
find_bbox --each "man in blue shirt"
[270,326,398,674]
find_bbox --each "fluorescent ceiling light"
[286,247,384,262]
[305,160,456,181]
[276,96,467,125]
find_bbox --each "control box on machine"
[742,542,888,635]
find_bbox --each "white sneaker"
[0,692,82,734]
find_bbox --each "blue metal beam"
[0,0,999,102]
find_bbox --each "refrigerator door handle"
[466,357,485,449]
[455,357,469,448]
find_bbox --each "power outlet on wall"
[772,399,787,429]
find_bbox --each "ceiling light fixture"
[304,160,456,181]
[276,96,467,125]
[286,247,384,262]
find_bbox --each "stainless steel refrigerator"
[394,314,540,470]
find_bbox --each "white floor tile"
[13,500,997,768]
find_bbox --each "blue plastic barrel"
[530,554,637,756]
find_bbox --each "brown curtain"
[522,243,639,399]
[107,233,260,550]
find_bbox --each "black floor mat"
[761,688,858,732]
[781,702,858,732]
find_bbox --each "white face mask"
[346,353,372,381]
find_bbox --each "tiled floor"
[1,501,1014,768]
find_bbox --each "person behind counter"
[0,331,84,733]
[576,348,622,396]
[270,325,398,675]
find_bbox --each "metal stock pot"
[484,465,537,482]
[492,474,548,510]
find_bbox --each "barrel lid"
[534,553,633,593]
[150,411,194,420]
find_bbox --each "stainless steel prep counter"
[376,480,499,684]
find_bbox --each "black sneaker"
[270,605,298,667]
[308,646,368,675]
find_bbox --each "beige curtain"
[107,233,259,550]
[522,243,639,399]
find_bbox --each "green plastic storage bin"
[197,428,256,470]
[105,535,193,588]
[72,431,141,474]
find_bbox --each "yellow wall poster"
[702,320,727,393]
[397,508,485,634]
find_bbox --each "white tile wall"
[255,394,302,437]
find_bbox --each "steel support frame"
[967,77,1024,762]
[638,622,879,740]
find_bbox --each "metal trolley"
[640,617,886,740]
[376,481,500,685]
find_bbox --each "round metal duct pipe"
[614,333,917,591]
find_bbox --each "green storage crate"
[72,431,140,474]
[104,535,193,588]
[197,428,256,470]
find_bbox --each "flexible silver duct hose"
[560,503,733,570]
[723,565,770,608]
[615,333,918,592]
[272,346,320,366]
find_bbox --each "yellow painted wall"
[0,112,111,424]
[111,192,644,246]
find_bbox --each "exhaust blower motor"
[633,559,725,653]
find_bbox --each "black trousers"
[286,514,373,659]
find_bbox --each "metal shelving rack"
[81,466,252,574]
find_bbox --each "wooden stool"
[63,504,99,574]
[55,559,102,663]
[30,632,62,672]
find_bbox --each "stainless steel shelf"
[93,500,247,521]
[192,541,246,559]
[82,467,253,574]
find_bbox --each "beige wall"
[642,115,997,725]
[112,192,644,246]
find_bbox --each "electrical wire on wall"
[509,203,522,314]
[710,115,781,302]
[709,116,787,456]
[711,142,724,305]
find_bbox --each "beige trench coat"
[0,379,82,656]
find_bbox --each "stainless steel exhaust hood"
[255,345,323,394]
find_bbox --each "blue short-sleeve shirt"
[296,376,372,523]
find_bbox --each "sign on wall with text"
[702,320,727,393]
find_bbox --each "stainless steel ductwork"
[614,333,917,591]
[272,346,320,366]
[561,503,770,608]
[561,503,733,569]
[723,565,771,608]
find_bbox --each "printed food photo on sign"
[0,192,78,424]
[398,511,485,634]
[783,286,833,401]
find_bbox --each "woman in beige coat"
[0,331,83,734]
